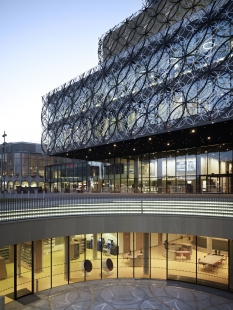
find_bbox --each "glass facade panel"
[208,145,219,175]
[102,233,118,279]
[42,142,233,195]
[52,237,68,287]
[167,234,196,283]
[34,239,51,291]
[196,236,228,289]
[186,148,197,193]
[0,245,14,304]
[86,233,101,281]
[70,234,85,283]
[16,242,32,298]
[0,232,232,302]
[118,232,134,278]
[151,233,166,279]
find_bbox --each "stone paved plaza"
[5,279,233,310]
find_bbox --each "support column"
[207,237,212,255]
[93,234,97,260]
[143,233,150,275]
[34,240,43,273]
[17,244,21,278]
[64,237,69,281]
[134,156,139,193]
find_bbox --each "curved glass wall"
[45,143,233,194]
[0,233,231,304]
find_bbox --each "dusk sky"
[0,0,142,144]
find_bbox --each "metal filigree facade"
[41,0,233,156]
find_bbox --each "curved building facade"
[0,195,233,304]
[41,0,233,161]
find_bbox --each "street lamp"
[2,131,7,197]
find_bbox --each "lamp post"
[2,131,7,197]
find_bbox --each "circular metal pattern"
[41,0,233,156]
[9,279,233,309]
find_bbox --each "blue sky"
[0,0,142,143]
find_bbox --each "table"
[199,255,223,270]
[127,253,144,267]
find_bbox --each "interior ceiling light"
[191,129,195,133]
[207,137,211,139]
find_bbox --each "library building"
[1,0,233,304]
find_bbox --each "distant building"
[0,142,75,192]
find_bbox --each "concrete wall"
[0,214,232,247]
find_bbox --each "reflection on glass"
[102,233,118,279]
[70,234,85,283]
[151,233,166,279]
[197,236,228,289]
[118,232,133,278]
[167,234,196,283]
[34,239,51,291]
[52,237,68,287]
[86,233,101,281]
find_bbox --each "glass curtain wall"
[0,234,231,303]
[44,143,233,194]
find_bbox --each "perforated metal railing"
[0,196,233,222]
